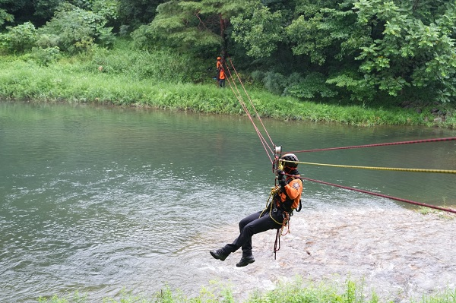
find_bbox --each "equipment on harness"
[277,169,286,188]
[267,153,303,259]
[264,171,303,259]
[272,146,282,175]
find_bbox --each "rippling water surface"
[0,101,455,302]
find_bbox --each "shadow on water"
[0,101,455,302]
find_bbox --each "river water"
[0,101,455,302]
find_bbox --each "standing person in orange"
[216,56,226,88]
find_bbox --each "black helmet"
[280,153,299,168]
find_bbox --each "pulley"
[272,145,282,174]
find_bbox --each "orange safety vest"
[218,68,226,80]
[275,177,303,211]
[217,60,225,80]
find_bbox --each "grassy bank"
[0,46,455,128]
[37,278,456,303]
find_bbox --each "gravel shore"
[202,206,456,302]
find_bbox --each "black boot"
[210,248,230,261]
[236,256,255,267]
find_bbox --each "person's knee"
[239,216,250,228]
[242,223,255,237]
[239,219,247,231]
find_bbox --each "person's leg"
[235,212,281,267]
[210,211,261,261]
[210,210,282,265]
[234,211,262,256]
[225,211,280,254]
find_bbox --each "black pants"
[224,210,282,257]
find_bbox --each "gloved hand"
[277,170,286,188]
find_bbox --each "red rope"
[287,137,456,154]
[222,59,455,214]
[225,68,273,163]
[301,177,456,214]
[227,58,276,149]
[225,58,276,163]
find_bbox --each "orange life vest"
[217,60,225,80]
[218,68,226,80]
[275,177,303,212]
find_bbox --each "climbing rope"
[295,161,456,174]
[228,58,275,149]
[260,187,282,225]
[261,187,292,259]
[301,177,456,214]
[286,137,456,154]
[224,58,454,214]
[224,58,276,163]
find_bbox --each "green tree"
[39,3,114,53]
[117,0,165,31]
[132,0,247,57]
[230,0,355,99]
[0,0,120,29]
[0,0,30,27]
[231,3,284,58]
[0,8,14,28]
[354,0,456,103]
[230,0,456,104]
[33,0,62,24]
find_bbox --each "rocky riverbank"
[200,206,456,302]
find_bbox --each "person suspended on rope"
[216,56,226,88]
[210,153,303,267]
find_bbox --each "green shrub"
[0,22,38,53]
[31,46,61,66]
[286,72,339,100]
[38,3,114,54]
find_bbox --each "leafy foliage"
[226,0,456,104]
[132,0,221,55]
[38,3,114,53]
[132,0,248,57]
[117,0,165,31]
[0,22,38,53]
[33,0,62,23]
[0,7,13,28]
[2,0,456,104]
[31,46,60,66]
[0,0,120,29]
[231,4,284,58]
[0,0,33,26]
[354,0,456,103]
[287,72,339,100]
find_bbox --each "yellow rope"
[261,187,289,230]
[290,161,456,174]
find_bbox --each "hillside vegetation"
[1,0,456,127]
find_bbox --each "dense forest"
[1,0,456,105]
